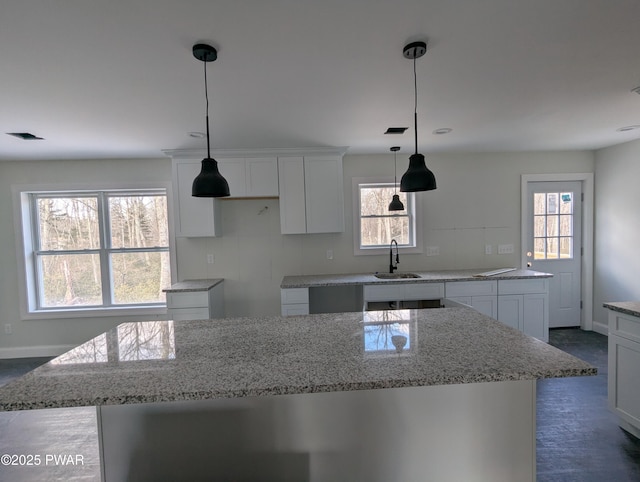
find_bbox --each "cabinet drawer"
[403,283,444,300]
[498,279,548,295]
[609,311,640,343]
[363,284,403,301]
[166,291,209,309]
[168,307,210,321]
[446,280,496,297]
[281,288,309,305]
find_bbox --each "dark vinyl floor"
[1,329,639,481]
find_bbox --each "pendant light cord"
[413,55,418,155]
[394,151,398,194]
[204,60,211,158]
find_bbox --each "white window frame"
[352,177,423,256]
[12,182,176,320]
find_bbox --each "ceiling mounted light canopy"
[191,43,230,198]
[400,40,437,193]
[388,146,405,211]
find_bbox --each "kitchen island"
[0,307,594,481]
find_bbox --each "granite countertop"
[281,269,552,289]
[603,301,640,318]
[0,307,595,412]
[162,278,224,293]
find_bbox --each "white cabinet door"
[497,295,523,331]
[472,295,498,319]
[173,160,221,237]
[246,157,279,197]
[523,293,548,341]
[278,157,307,234]
[217,159,247,197]
[304,156,344,233]
[278,155,344,234]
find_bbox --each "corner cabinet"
[278,155,345,234]
[607,306,640,439]
[172,159,221,237]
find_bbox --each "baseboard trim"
[592,321,608,336]
[0,345,75,359]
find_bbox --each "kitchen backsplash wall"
[178,150,595,318]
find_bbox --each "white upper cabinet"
[218,157,279,198]
[278,155,345,234]
[172,159,221,237]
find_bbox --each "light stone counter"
[162,278,223,293]
[280,268,552,288]
[603,301,640,318]
[0,306,594,412]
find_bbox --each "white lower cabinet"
[449,295,497,319]
[497,279,549,342]
[281,288,310,316]
[166,283,225,321]
[445,281,497,319]
[608,308,640,439]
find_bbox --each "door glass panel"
[560,237,572,258]
[533,191,574,260]
[534,216,545,237]
[546,216,559,236]
[546,238,559,259]
[559,215,572,236]
[547,193,559,214]
[534,193,546,214]
[534,238,546,259]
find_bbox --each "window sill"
[354,245,423,256]
[21,305,168,321]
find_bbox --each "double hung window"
[22,189,170,312]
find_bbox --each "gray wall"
[593,139,640,328]
[0,150,595,356]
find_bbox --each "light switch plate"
[426,246,440,256]
[498,244,514,254]
[485,245,492,255]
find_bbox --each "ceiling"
[2,0,640,161]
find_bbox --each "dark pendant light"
[191,43,230,198]
[400,41,437,193]
[388,146,405,211]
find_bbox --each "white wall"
[0,150,594,355]
[0,158,171,357]
[178,151,594,319]
[593,139,640,329]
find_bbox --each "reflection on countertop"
[0,307,596,411]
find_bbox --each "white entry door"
[526,181,582,328]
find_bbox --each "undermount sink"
[374,273,421,279]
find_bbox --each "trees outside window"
[31,190,170,309]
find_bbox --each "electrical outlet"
[4,324,12,335]
[326,249,334,260]
[485,245,492,255]
[498,244,514,254]
[207,254,215,264]
[426,246,440,256]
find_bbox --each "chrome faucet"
[389,239,399,273]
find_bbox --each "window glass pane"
[117,321,175,361]
[361,217,409,247]
[534,193,546,214]
[546,238,559,259]
[546,193,559,214]
[560,193,573,214]
[39,253,102,307]
[534,216,545,237]
[109,195,169,249]
[559,215,572,237]
[534,238,546,259]
[546,216,559,237]
[37,197,99,250]
[360,187,405,216]
[560,237,573,259]
[111,251,171,304]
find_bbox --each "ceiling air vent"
[7,132,44,140]
[384,127,408,134]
